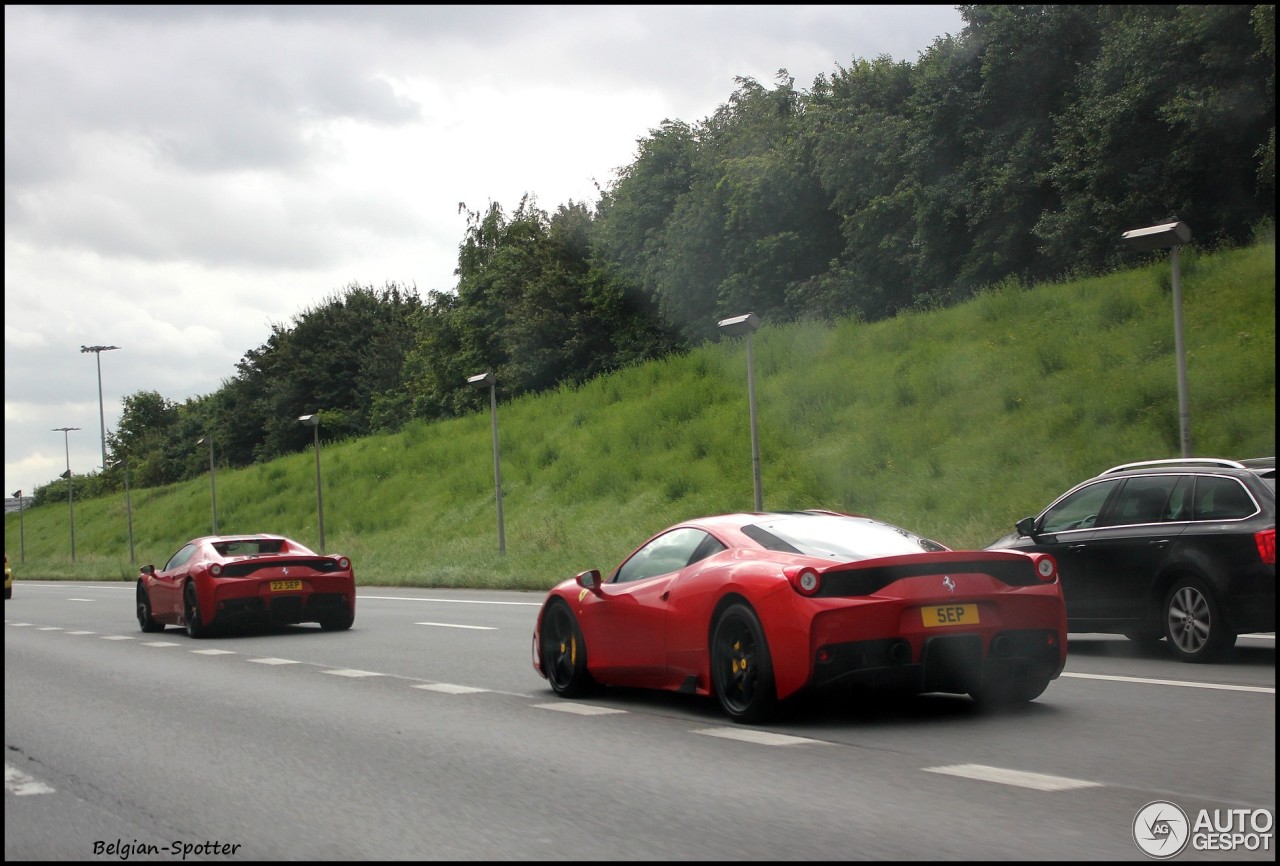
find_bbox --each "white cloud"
[4,4,965,494]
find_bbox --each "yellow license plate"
[922,604,979,627]
[270,579,303,592]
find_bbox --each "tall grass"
[6,242,1274,590]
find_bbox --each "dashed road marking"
[190,649,236,655]
[924,763,1101,791]
[248,658,301,665]
[415,622,496,630]
[412,683,489,694]
[534,702,625,716]
[695,727,825,746]
[322,669,383,678]
[5,763,55,796]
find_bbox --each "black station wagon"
[988,458,1275,662]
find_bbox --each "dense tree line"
[35,4,1274,506]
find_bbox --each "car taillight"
[786,566,821,596]
[209,563,222,577]
[337,557,351,570]
[1256,528,1276,565]
[1032,553,1058,583]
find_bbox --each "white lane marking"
[412,683,489,694]
[925,764,1101,791]
[101,635,134,641]
[67,599,94,602]
[322,669,383,678]
[534,703,625,716]
[142,641,182,647]
[66,631,95,635]
[190,649,236,655]
[1062,671,1274,694]
[414,622,496,630]
[36,627,63,631]
[695,727,825,746]
[249,658,301,665]
[5,763,55,796]
[9,623,35,627]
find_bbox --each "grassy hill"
[6,240,1275,590]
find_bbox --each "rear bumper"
[808,629,1064,695]
[209,591,353,627]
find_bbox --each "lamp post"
[196,434,218,534]
[80,344,120,471]
[717,312,763,511]
[1122,219,1193,458]
[298,414,325,553]
[11,489,24,563]
[123,454,135,563]
[467,370,505,554]
[53,426,80,561]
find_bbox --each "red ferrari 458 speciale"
[137,534,356,637]
[533,510,1066,723]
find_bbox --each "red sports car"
[137,534,356,637]
[532,511,1066,723]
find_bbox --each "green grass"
[6,241,1274,590]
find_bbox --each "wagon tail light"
[784,566,821,596]
[1257,528,1276,565]
[209,563,223,577]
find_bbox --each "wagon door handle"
[1148,539,1170,547]
[1068,544,1087,552]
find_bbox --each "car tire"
[541,601,594,697]
[184,582,209,638]
[1163,577,1235,663]
[137,581,164,633]
[711,602,777,725]
[320,609,355,631]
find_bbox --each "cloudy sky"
[4,4,965,497]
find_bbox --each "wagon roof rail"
[1101,457,1247,475]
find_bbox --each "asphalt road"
[5,581,1275,861]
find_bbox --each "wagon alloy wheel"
[711,603,777,724]
[542,602,593,697]
[1163,577,1235,663]
[184,583,208,639]
[136,582,164,633]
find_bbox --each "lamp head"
[717,312,760,337]
[467,370,495,388]
[1121,220,1191,252]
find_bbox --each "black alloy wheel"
[137,581,164,632]
[542,602,593,697]
[710,602,777,724]
[184,583,208,638]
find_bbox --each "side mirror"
[140,565,155,576]
[575,569,601,591]
[1015,516,1038,538]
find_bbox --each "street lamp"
[122,454,135,563]
[11,489,25,564]
[467,370,506,554]
[53,426,80,561]
[81,344,120,471]
[196,434,218,534]
[717,312,763,511]
[298,414,325,553]
[1122,219,1193,457]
